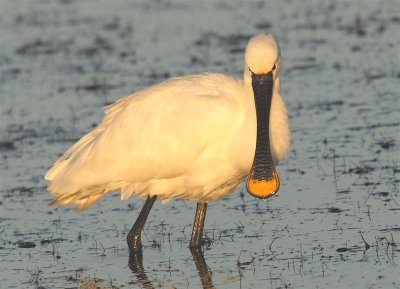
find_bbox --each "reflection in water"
[190,247,215,289]
[128,247,215,289]
[128,249,154,289]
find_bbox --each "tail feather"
[45,96,132,210]
[49,186,107,211]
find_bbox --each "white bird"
[45,34,290,251]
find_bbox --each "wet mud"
[1,0,399,288]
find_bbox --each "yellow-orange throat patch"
[246,169,280,199]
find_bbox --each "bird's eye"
[272,63,277,71]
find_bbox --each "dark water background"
[1,0,399,288]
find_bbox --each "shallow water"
[1,0,399,288]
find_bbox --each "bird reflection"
[190,247,215,289]
[128,246,215,289]
[128,249,154,289]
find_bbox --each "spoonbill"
[45,34,290,251]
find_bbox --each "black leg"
[190,202,207,248]
[127,196,157,252]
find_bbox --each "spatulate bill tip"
[246,169,280,199]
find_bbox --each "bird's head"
[245,34,280,75]
[244,34,281,84]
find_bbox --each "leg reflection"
[129,246,215,289]
[128,248,154,289]
[190,246,215,289]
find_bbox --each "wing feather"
[46,74,244,208]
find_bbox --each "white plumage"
[45,34,290,211]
